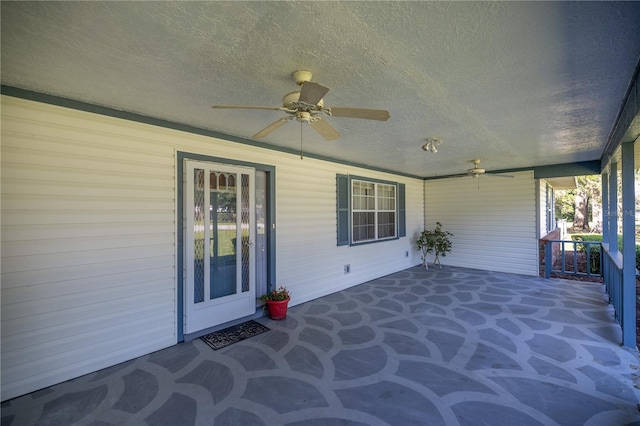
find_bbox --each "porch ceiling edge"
[533,160,601,179]
[601,56,640,171]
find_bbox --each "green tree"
[554,169,640,233]
[554,175,602,231]
[573,175,601,231]
[555,189,575,221]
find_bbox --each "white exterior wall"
[424,172,538,276]
[0,96,423,400]
[277,160,423,305]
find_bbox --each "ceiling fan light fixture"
[297,111,312,123]
[422,137,441,153]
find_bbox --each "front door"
[184,160,256,334]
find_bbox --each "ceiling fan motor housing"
[468,167,486,174]
[282,91,323,110]
[282,91,300,108]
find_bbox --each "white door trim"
[183,159,256,334]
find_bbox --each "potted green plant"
[416,222,453,269]
[259,286,290,320]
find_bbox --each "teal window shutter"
[398,183,406,237]
[336,174,349,246]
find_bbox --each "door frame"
[177,151,276,341]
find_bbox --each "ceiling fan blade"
[486,173,515,178]
[309,119,340,141]
[212,105,282,111]
[299,82,330,106]
[253,117,291,139]
[328,107,390,121]
[445,173,472,179]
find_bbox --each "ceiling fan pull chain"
[300,122,304,160]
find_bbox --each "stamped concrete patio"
[2,266,640,425]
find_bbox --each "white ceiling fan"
[451,160,515,179]
[212,70,390,141]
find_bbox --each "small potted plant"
[416,222,453,269]
[259,286,290,320]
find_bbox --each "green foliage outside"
[214,229,237,256]
[554,175,602,228]
[572,234,640,273]
[199,223,266,258]
[194,227,236,259]
[556,170,640,231]
[555,190,576,221]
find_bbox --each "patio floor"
[2,266,640,426]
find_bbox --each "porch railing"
[544,240,603,279]
[601,245,623,325]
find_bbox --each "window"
[337,174,405,246]
[546,184,555,233]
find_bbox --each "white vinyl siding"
[1,95,424,400]
[276,161,421,305]
[424,172,538,276]
[1,98,177,401]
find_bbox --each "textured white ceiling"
[2,1,639,177]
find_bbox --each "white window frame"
[351,178,397,244]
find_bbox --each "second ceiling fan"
[212,70,390,141]
[450,160,515,179]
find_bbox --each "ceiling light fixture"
[422,137,442,153]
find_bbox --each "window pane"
[353,181,375,212]
[378,212,396,238]
[378,198,388,210]
[366,196,375,209]
[377,184,396,211]
[353,212,374,242]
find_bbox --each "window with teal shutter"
[336,175,406,245]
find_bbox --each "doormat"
[200,320,270,351]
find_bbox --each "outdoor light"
[422,137,442,153]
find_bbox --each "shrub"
[572,234,640,273]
